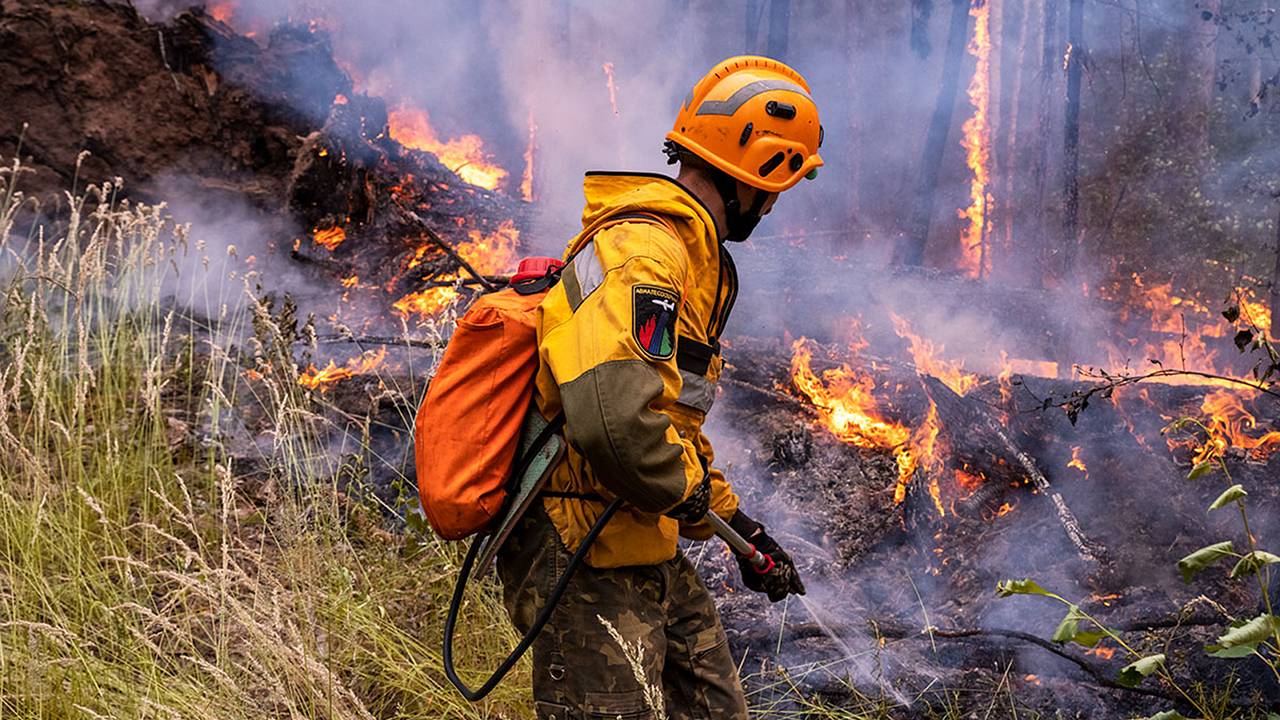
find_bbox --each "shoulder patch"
[632,285,679,361]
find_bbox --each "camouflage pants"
[496,505,748,720]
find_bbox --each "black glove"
[729,509,805,602]
[664,474,711,522]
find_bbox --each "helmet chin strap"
[710,169,768,243]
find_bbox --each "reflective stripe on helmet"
[695,79,813,117]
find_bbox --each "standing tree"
[895,0,972,267]
[1061,0,1083,281]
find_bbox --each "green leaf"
[1117,653,1165,688]
[996,578,1051,597]
[1188,461,1216,480]
[1052,605,1085,644]
[1142,711,1189,720]
[1073,630,1106,648]
[1229,551,1280,579]
[1177,541,1235,583]
[1205,643,1257,658]
[1208,484,1247,510]
[1214,613,1280,649]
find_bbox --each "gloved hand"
[729,509,805,602]
[664,474,711,522]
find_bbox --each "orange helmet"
[667,55,823,193]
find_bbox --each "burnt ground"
[687,337,1280,718]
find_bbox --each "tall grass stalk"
[0,157,528,719]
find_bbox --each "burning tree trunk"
[895,0,971,267]
[919,374,1107,565]
[1061,0,1083,281]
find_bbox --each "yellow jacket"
[534,172,741,568]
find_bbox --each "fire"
[789,338,915,484]
[521,108,537,202]
[208,1,236,24]
[312,226,346,251]
[1068,446,1088,475]
[892,314,980,396]
[340,274,359,288]
[1099,275,1274,386]
[957,0,992,279]
[298,348,387,391]
[602,62,620,116]
[789,336,950,516]
[1085,645,1117,661]
[1173,389,1280,464]
[388,106,508,191]
[394,220,520,321]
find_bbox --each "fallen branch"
[921,374,1108,565]
[396,207,499,292]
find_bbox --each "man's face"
[737,181,780,216]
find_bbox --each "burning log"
[919,373,1107,565]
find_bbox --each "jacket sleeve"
[542,225,705,514]
[678,428,740,540]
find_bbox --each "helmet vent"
[758,152,785,177]
[765,100,797,119]
[789,154,803,172]
[739,122,753,146]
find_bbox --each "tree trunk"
[1031,0,1058,288]
[745,0,764,53]
[894,0,971,267]
[1173,0,1220,160]
[1272,202,1280,338]
[996,0,1031,283]
[767,0,791,59]
[1061,0,1083,282]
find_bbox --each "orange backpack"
[413,212,668,541]
[413,258,561,540]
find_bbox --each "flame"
[1085,645,1117,661]
[394,220,520,320]
[957,0,992,279]
[892,314,980,396]
[208,1,236,24]
[790,336,949,516]
[340,274,359,288]
[298,348,387,391]
[312,226,346,251]
[388,106,508,191]
[521,108,537,202]
[602,62,620,116]
[1068,446,1088,475]
[1174,389,1280,464]
[1100,275,1273,386]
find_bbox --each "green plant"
[996,419,1278,720]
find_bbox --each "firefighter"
[496,56,822,719]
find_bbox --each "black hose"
[442,497,624,701]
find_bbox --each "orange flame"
[298,348,387,391]
[957,0,992,279]
[602,62,620,116]
[521,108,537,202]
[312,226,346,251]
[1174,389,1280,464]
[892,314,980,396]
[1085,645,1117,661]
[1068,446,1088,475]
[789,336,949,516]
[388,106,508,191]
[394,220,520,321]
[208,1,236,24]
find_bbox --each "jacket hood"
[579,172,720,251]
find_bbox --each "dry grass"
[0,156,530,719]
